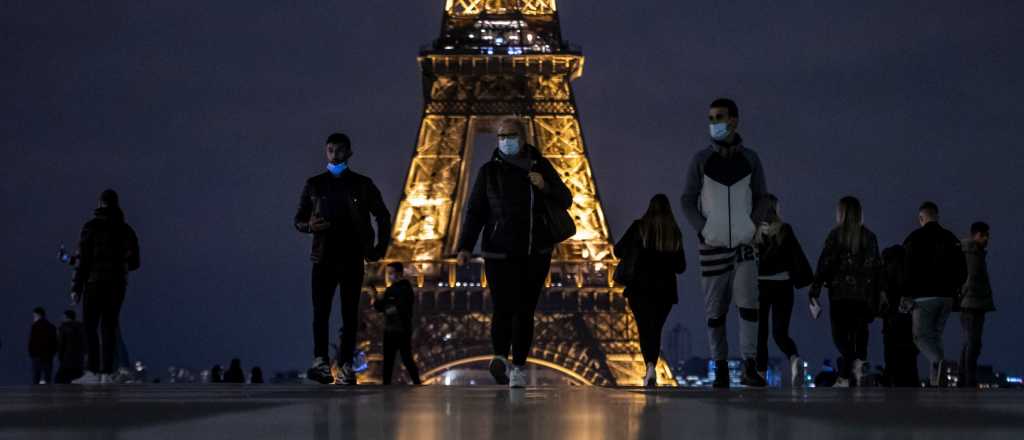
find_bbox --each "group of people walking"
[45,98,993,390]
[616,98,995,388]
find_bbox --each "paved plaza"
[1,385,1023,439]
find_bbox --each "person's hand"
[898,297,916,314]
[70,290,82,305]
[456,250,471,266]
[878,291,891,313]
[528,172,545,190]
[309,215,331,232]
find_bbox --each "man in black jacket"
[295,132,391,385]
[456,118,573,389]
[374,262,421,385]
[901,201,967,387]
[28,307,58,384]
[55,310,86,384]
[71,189,140,385]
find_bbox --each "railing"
[368,257,618,290]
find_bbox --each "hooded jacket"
[294,169,391,263]
[960,238,994,311]
[72,207,140,293]
[902,222,967,299]
[681,136,768,249]
[457,145,573,258]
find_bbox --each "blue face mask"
[709,122,731,141]
[326,162,348,176]
[498,137,521,156]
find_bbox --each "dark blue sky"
[2,1,1022,384]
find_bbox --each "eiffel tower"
[355,0,675,386]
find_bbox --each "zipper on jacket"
[727,186,733,248]
[528,179,535,255]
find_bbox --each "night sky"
[3,1,1022,384]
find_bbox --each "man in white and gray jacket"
[681,98,768,388]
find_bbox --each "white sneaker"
[852,359,866,386]
[644,363,657,388]
[509,366,527,388]
[72,371,102,385]
[834,377,850,388]
[100,374,112,385]
[791,356,806,387]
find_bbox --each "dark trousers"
[830,300,871,380]
[756,280,800,371]
[485,254,552,366]
[628,296,672,365]
[312,260,364,364]
[959,309,987,387]
[31,358,53,384]
[382,331,421,385]
[83,281,126,374]
[882,312,919,387]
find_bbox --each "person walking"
[809,196,883,387]
[959,221,993,388]
[880,245,919,387]
[680,98,769,388]
[614,194,687,388]
[456,118,574,389]
[223,358,245,383]
[752,194,813,387]
[901,202,967,387]
[374,262,421,385]
[250,367,264,384]
[295,133,392,385]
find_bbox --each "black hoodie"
[72,207,140,292]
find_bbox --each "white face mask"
[709,122,730,141]
[498,137,521,156]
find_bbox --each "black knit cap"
[325,133,351,148]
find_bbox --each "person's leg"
[82,285,102,374]
[382,332,397,385]
[756,281,773,373]
[733,245,760,361]
[510,254,550,366]
[700,246,734,363]
[912,299,943,365]
[398,332,421,384]
[337,261,365,367]
[484,258,517,360]
[31,358,42,384]
[853,303,870,362]
[961,310,985,387]
[771,282,799,359]
[630,297,655,364]
[42,359,54,384]
[310,263,337,361]
[830,302,854,380]
[99,283,126,374]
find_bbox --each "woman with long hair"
[614,194,687,387]
[753,194,813,386]
[809,196,883,387]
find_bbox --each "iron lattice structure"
[355,0,675,386]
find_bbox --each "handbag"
[542,191,576,244]
[613,223,642,286]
